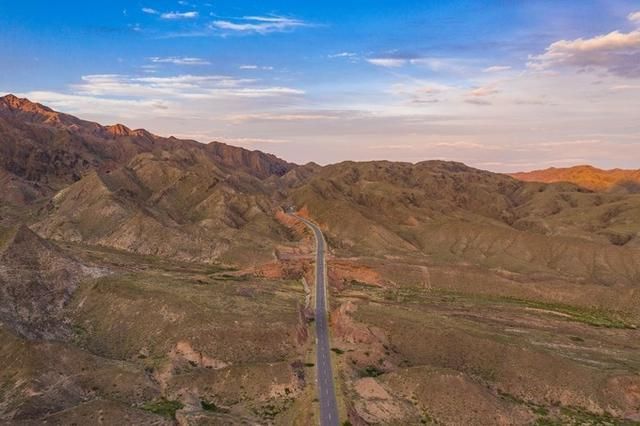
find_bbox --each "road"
[294,215,339,426]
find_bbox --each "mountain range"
[1,94,639,425]
[511,165,640,193]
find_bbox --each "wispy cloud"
[329,52,357,58]
[366,56,469,73]
[211,16,308,34]
[239,65,274,70]
[227,112,340,123]
[483,65,512,73]
[389,82,453,104]
[366,58,406,68]
[161,11,199,20]
[468,85,499,97]
[142,7,159,15]
[149,56,210,65]
[629,11,640,23]
[66,74,303,99]
[219,137,290,146]
[16,91,172,118]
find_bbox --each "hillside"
[0,94,298,264]
[510,165,640,192]
[0,94,295,204]
[0,96,639,424]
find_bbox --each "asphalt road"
[294,215,339,426]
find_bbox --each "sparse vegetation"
[201,399,226,412]
[141,399,184,418]
[360,366,383,377]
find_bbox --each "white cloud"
[460,84,500,106]
[66,74,303,100]
[528,28,640,77]
[409,58,465,72]
[366,58,407,68]
[16,91,172,118]
[161,11,198,20]
[211,16,307,34]
[483,65,512,73]
[218,137,290,145]
[227,112,340,123]
[366,56,469,73]
[628,11,640,23]
[149,57,210,65]
[239,65,274,70]
[142,7,158,15]
[329,52,357,58]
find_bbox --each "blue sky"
[1,0,639,170]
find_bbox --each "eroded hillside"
[1,95,639,424]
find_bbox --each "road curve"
[294,215,339,426]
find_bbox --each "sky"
[1,0,639,171]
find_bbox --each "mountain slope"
[0,94,295,204]
[0,225,93,339]
[510,165,640,192]
[0,94,299,263]
[288,160,640,283]
[1,96,640,424]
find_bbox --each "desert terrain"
[1,95,639,425]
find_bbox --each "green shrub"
[142,398,184,418]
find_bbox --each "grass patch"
[215,273,250,281]
[497,390,637,426]
[558,406,638,425]
[503,297,636,329]
[359,366,383,378]
[142,398,184,418]
[432,289,636,329]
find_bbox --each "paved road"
[294,215,339,426]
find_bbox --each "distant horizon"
[4,92,638,175]
[1,1,639,171]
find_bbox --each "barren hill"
[510,165,640,192]
[0,94,295,203]
[1,96,639,424]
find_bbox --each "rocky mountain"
[510,165,640,192]
[0,94,298,263]
[0,94,294,204]
[1,95,639,424]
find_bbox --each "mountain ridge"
[510,165,640,192]
[1,95,640,425]
[0,94,296,201]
